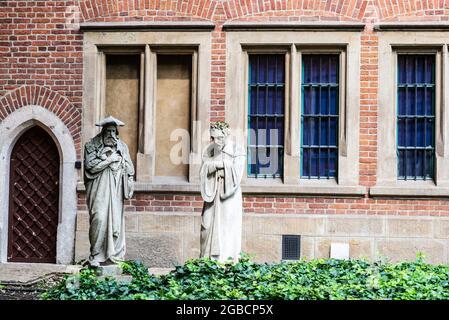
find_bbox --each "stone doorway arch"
[0,106,77,264]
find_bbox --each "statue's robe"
[200,140,245,262]
[84,134,134,265]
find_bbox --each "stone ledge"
[77,181,366,196]
[370,185,449,198]
[222,21,366,31]
[80,21,216,32]
[374,22,449,31]
[241,183,366,196]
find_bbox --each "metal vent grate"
[282,235,301,260]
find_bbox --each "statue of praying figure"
[199,121,246,262]
[83,116,134,267]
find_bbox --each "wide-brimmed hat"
[95,115,125,127]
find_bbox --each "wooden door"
[8,126,60,263]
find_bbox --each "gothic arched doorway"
[7,126,60,263]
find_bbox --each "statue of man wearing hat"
[83,116,134,267]
[200,121,246,262]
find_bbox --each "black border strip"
[374,23,449,31]
[222,22,365,31]
[79,21,216,32]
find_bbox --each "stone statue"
[83,116,134,267]
[199,121,246,262]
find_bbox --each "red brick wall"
[3,0,449,217]
[0,0,83,156]
[76,192,449,216]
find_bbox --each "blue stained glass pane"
[398,57,406,84]
[302,118,309,146]
[303,87,311,114]
[248,54,285,177]
[329,56,338,83]
[416,56,426,83]
[417,150,425,177]
[303,56,311,83]
[311,87,319,114]
[277,120,284,145]
[329,150,337,176]
[398,88,406,115]
[426,150,433,171]
[303,149,310,175]
[321,57,329,83]
[319,151,327,176]
[416,87,425,115]
[301,54,339,178]
[320,119,328,145]
[250,88,257,114]
[330,118,338,146]
[398,150,405,177]
[310,149,319,177]
[320,88,329,114]
[406,57,416,84]
[267,87,275,114]
[267,56,276,83]
[426,119,433,146]
[425,88,433,115]
[258,59,267,83]
[330,87,338,114]
[310,118,319,146]
[250,59,257,84]
[406,89,415,115]
[425,56,434,83]
[276,57,284,83]
[398,119,405,146]
[311,56,320,83]
[276,87,284,114]
[257,87,266,114]
[406,150,415,177]
[405,119,415,147]
[416,119,425,147]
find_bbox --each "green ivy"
[42,255,449,300]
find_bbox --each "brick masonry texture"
[3,1,449,217]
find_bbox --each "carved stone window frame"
[225,25,365,196]
[372,29,449,197]
[81,26,212,190]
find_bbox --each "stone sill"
[77,181,200,193]
[222,21,366,31]
[370,183,449,198]
[374,22,449,31]
[76,180,366,196]
[242,180,366,196]
[80,21,216,32]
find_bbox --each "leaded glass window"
[397,54,435,180]
[248,54,285,178]
[301,54,339,179]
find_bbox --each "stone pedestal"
[95,265,122,277]
[94,265,133,283]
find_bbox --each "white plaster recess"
[0,105,77,264]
